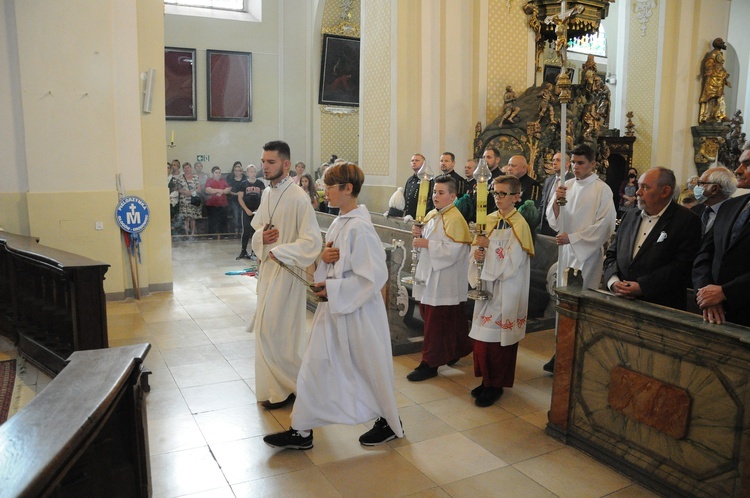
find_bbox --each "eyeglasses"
[324,183,346,190]
[492,191,519,199]
[696,181,717,186]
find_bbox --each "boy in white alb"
[407,176,473,382]
[469,175,534,407]
[263,162,403,450]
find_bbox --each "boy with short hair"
[263,162,403,449]
[407,176,473,382]
[469,175,534,407]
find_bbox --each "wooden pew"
[0,232,109,376]
[0,343,151,497]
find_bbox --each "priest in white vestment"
[546,144,616,290]
[251,141,322,409]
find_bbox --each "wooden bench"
[0,232,109,376]
[0,343,151,497]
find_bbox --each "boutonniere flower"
[657,231,667,243]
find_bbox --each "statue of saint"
[538,82,557,124]
[500,86,521,125]
[699,38,731,124]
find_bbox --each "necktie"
[701,206,713,235]
[730,202,750,245]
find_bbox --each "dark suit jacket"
[693,193,750,326]
[604,202,701,310]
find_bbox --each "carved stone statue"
[538,82,557,124]
[523,1,544,73]
[699,38,731,124]
[598,140,610,173]
[544,4,584,67]
[595,82,611,129]
[582,104,601,142]
[473,121,484,159]
[500,86,521,125]
[581,55,598,93]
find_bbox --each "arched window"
[164,0,260,22]
[567,24,607,57]
[165,0,244,11]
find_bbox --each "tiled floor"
[102,238,659,497]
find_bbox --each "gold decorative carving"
[320,105,359,116]
[699,38,730,124]
[322,0,360,38]
[625,111,635,137]
[695,136,724,164]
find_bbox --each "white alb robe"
[469,212,531,346]
[251,177,322,403]
[413,207,471,306]
[291,206,403,436]
[546,174,616,289]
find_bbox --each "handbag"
[184,175,202,206]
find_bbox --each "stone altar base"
[548,285,750,497]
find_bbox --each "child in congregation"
[468,175,534,407]
[407,176,473,382]
[263,162,403,450]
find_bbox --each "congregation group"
[171,136,750,453]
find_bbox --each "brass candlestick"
[468,159,493,301]
[402,161,433,286]
[467,223,493,301]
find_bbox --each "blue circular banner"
[116,196,150,233]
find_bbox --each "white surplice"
[251,177,322,404]
[546,174,616,289]
[469,211,531,346]
[291,206,403,436]
[413,207,471,306]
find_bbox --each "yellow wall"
[6,0,171,297]
[0,193,29,235]
[319,0,361,166]
[486,0,529,125]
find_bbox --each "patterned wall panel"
[486,0,528,126]
[625,1,659,169]
[360,0,390,176]
[321,112,360,165]
[320,0,361,165]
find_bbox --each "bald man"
[506,155,542,215]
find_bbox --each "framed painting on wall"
[207,50,252,122]
[319,34,360,107]
[165,47,196,120]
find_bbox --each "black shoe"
[359,417,401,446]
[263,428,313,450]
[261,393,295,410]
[475,387,504,407]
[406,363,438,382]
[446,358,460,366]
[543,355,555,373]
[236,249,248,260]
[471,384,484,398]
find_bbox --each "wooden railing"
[0,344,151,497]
[0,232,109,375]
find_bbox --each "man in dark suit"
[693,143,750,326]
[438,151,468,198]
[604,167,701,310]
[690,166,737,237]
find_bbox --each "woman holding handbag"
[176,162,203,237]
